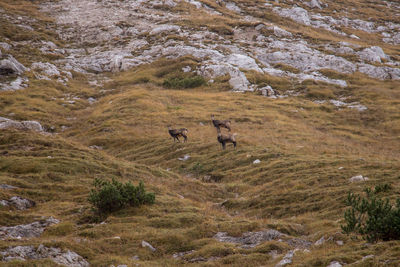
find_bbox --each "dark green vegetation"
[89,179,155,215]
[342,188,400,242]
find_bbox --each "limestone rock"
[31,62,60,79]
[0,245,89,267]
[307,0,325,9]
[0,217,59,240]
[0,184,17,190]
[0,117,44,132]
[327,261,342,267]
[141,240,156,252]
[0,55,27,76]
[225,2,241,13]
[0,42,11,51]
[149,25,181,35]
[349,175,369,182]
[275,250,296,267]
[357,46,389,63]
[2,196,36,210]
[314,236,325,246]
[214,230,283,248]
[259,86,278,98]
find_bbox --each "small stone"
[327,261,342,267]
[253,159,261,164]
[336,240,344,246]
[349,175,369,182]
[141,240,156,252]
[275,250,295,266]
[182,66,191,72]
[314,236,325,246]
[0,184,17,190]
[178,154,190,161]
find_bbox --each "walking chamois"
[168,126,188,143]
[211,114,231,132]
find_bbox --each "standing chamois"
[168,126,188,143]
[211,114,231,132]
[217,129,237,150]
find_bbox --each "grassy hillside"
[1,0,400,266]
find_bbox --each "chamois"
[217,130,237,150]
[168,126,188,143]
[211,114,231,132]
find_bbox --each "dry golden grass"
[1,0,400,266]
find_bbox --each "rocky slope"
[1,0,400,266]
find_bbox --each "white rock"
[0,217,59,240]
[336,240,344,246]
[350,34,360,39]
[273,7,311,26]
[141,240,156,252]
[31,62,60,79]
[182,66,191,72]
[178,154,191,161]
[149,25,181,35]
[357,46,389,63]
[0,117,44,132]
[0,42,11,51]
[307,0,325,9]
[314,236,325,246]
[0,245,89,267]
[259,86,278,97]
[275,250,295,267]
[225,2,241,13]
[327,261,342,267]
[253,159,261,164]
[226,54,262,72]
[271,26,293,38]
[0,55,27,75]
[349,175,369,182]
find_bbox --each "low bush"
[88,178,155,214]
[341,187,400,242]
[163,75,206,89]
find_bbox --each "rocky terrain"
[0,0,400,266]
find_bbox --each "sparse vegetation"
[163,75,206,89]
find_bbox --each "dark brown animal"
[217,131,237,150]
[211,114,231,132]
[168,126,188,143]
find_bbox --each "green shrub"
[163,76,206,89]
[88,178,155,214]
[341,187,400,242]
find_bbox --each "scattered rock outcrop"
[214,229,311,249]
[0,117,44,132]
[0,196,35,210]
[0,184,17,190]
[275,250,296,267]
[0,55,27,76]
[0,217,59,240]
[0,245,89,267]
